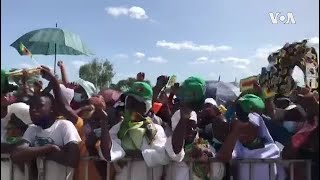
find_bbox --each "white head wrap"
[205,98,218,106]
[77,79,96,98]
[232,113,280,160]
[248,113,274,144]
[171,110,197,131]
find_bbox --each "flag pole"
[54,22,57,74]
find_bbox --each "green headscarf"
[117,82,157,151]
[238,94,265,113]
[178,76,206,104]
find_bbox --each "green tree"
[79,58,115,90]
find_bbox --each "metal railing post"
[106,162,110,180]
[249,162,252,180]
[84,159,88,180]
[189,161,194,180]
[268,162,276,180]
[24,163,30,180]
[9,159,13,180]
[38,158,45,180]
[127,161,132,180]
[289,162,294,180]
[146,166,153,180]
[306,160,312,180]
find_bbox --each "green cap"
[238,94,265,113]
[179,76,206,103]
[125,82,153,111]
[126,82,153,101]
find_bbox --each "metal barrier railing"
[1,154,313,180]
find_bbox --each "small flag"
[20,43,32,58]
[239,76,258,92]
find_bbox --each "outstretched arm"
[40,66,80,125]
[11,142,59,163]
[57,61,69,86]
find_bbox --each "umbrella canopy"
[10,28,93,56]
[205,81,240,105]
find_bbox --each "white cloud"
[220,57,250,65]
[148,56,168,63]
[208,72,217,78]
[113,73,136,83]
[105,6,148,20]
[71,60,87,68]
[19,63,54,70]
[114,54,129,59]
[233,65,247,69]
[128,6,148,20]
[156,40,232,52]
[134,52,145,58]
[19,63,33,68]
[307,37,319,49]
[190,57,209,64]
[105,7,128,17]
[134,60,142,64]
[252,45,282,61]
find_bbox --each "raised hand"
[40,66,55,81]
[57,61,64,68]
[136,72,145,81]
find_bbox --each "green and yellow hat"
[238,94,265,113]
[125,82,153,111]
[178,76,206,103]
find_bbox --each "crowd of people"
[1,59,319,180]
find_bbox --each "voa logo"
[269,12,296,24]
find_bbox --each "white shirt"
[165,110,225,180]
[23,120,81,180]
[98,122,170,180]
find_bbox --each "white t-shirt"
[1,102,32,143]
[23,120,82,180]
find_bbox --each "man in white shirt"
[11,92,81,180]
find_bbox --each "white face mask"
[73,93,84,102]
[283,121,298,133]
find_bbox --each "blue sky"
[1,0,319,85]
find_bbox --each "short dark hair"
[29,92,56,109]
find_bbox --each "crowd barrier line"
[1,154,313,180]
